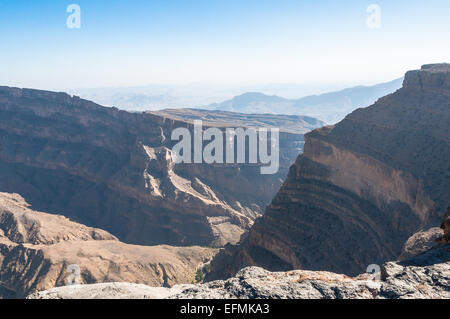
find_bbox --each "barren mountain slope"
[0,86,319,247]
[0,192,216,298]
[207,64,450,278]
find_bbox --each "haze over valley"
[69,78,403,124]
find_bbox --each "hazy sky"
[1,0,449,90]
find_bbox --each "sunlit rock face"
[27,243,450,300]
[208,64,450,278]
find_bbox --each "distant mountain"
[69,84,335,113]
[207,92,291,114]
[208,78,404,124]
[68,84,236,112]
[69,80,402,123]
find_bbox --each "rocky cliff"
[208,64,450,278]
[27,243,450,299]
[0,192,216,298]
[0,86,318,247]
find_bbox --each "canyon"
[0,86,322,249]
[207,64,450,279]
[1,64,449,299]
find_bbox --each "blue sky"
[0,0,449,90]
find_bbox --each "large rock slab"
[0,86,319,247]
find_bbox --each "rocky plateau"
[0,86,322,248]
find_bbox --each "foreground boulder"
[28,244,450,299]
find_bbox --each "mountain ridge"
[208,78,403,123]
[0,192,216,298]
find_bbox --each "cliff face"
[0,192,216,298]
[209,64,450,278]
[0,86,312,247]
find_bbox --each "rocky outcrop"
[0,86,319,247]
[27,243,450,299]
[0,192,216,298]
[208,64,450,278]
[399,227,443,260]
[206,79,403,124]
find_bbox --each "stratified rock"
[208,64,450,279]
[0,86,319,247]
[0,192,216,298]
[27,244,450,299]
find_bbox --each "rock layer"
[208,64,450,278]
